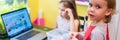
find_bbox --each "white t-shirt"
[56,15,70,31]
[47,16,70,40]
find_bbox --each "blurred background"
[0,0,120,40]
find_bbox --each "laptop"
[1,8,46,40]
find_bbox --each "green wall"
[0,0,26,35]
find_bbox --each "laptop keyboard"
[17,30,40,40]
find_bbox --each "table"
[0,24,53,40]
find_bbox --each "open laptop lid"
[1,8,33,38]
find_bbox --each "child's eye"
[61,9,65,11]
[59,8,65,11]
[60,9,65,11]
[96,5,101,9]
[89,3,92,7]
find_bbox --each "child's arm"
[55,16,59,29]
[55,22,58,28]
[70,19,79,32]
[74,19,80,32]
[65,8,79,32]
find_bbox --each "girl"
[70,0,116,40]
[46,0,80,40]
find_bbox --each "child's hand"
[65,8,74,20]
[69,32,81,40]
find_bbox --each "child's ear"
[105,9,113,16]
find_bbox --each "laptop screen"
[1,8,32,38]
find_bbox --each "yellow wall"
[28,0,39,21]
[38,0,59,28]
[28,0,59,28]
[76,5,88,16]
[28,0,88,28]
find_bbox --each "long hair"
[59,0,79,19]
[60,0,80,32]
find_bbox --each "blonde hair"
[104,0,116,23]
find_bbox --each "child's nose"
[89,7,95,13]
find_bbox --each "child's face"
[88,0,110,22]
[59,3,69,18]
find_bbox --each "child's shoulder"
[74,19,80,23]
[92,23,107,35]
[57,15,62,19]
[84,21,90,31]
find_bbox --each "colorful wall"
[28,0,88,28]
[0,0,88,36]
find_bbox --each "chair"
[78,16,88,31]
